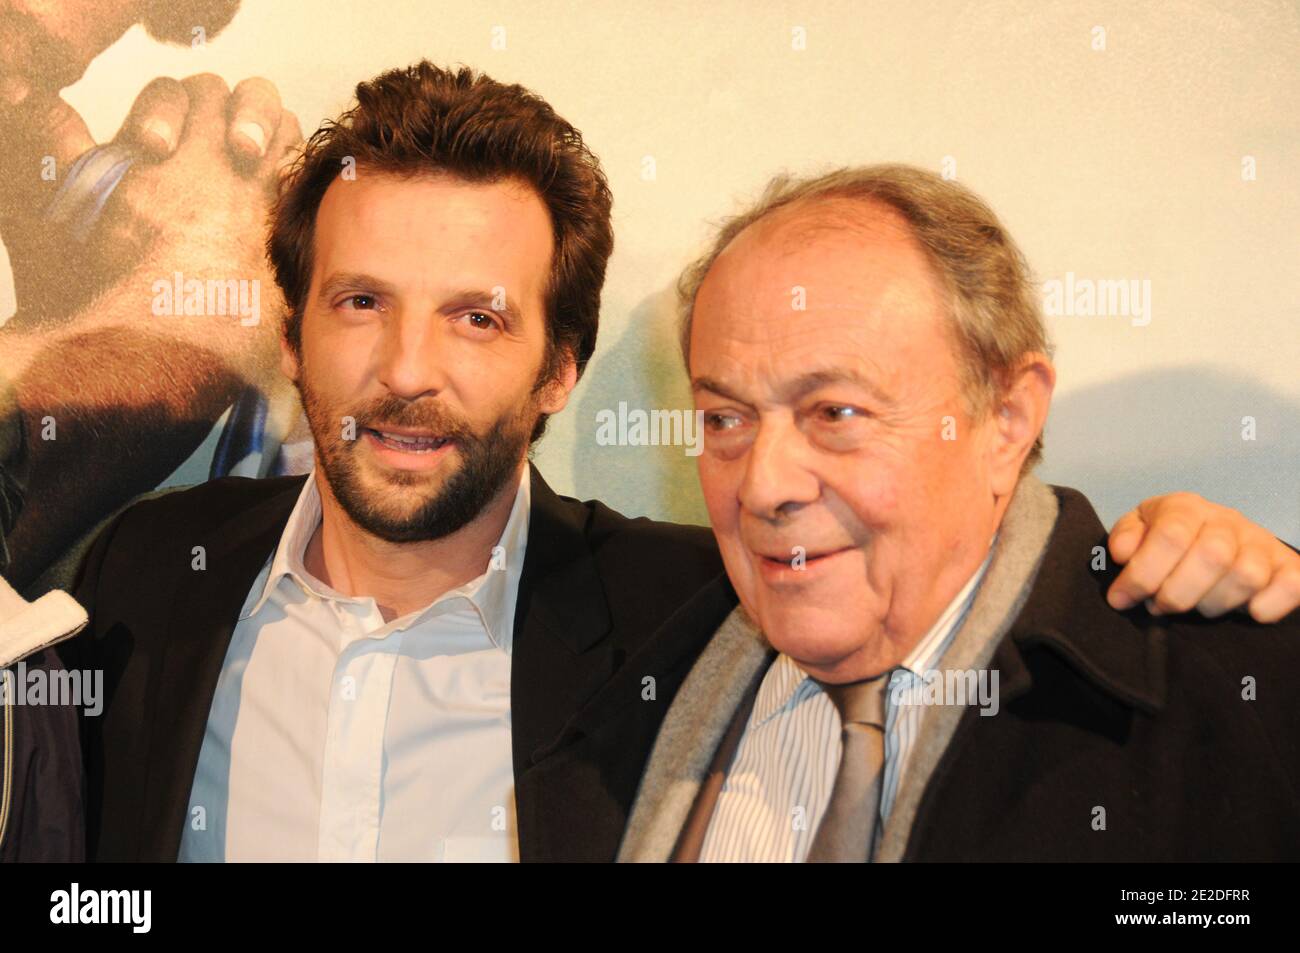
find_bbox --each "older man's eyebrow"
[691,376,750,404]
[316,272,401,303]
[692,369,892,406]
[784,368,894,405]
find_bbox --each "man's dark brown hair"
[267,60,614,441]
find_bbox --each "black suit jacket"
[63,465,726,861]
[904,486,1300,860]
[638,486,1300,860]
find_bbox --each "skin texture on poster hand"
[0,70,302,590]
[0,0,247,317]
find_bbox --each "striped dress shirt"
[699,549,994,862]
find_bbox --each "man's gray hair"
[677,163,1053,469]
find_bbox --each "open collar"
[239,467,531,652]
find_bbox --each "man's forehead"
[698,202,938,315]
[312,171,553,293]
[689,202,951,396]
[318,170,544,231]
[693,249,943,352]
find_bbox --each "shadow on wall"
[1041,366,1299,544]
[572,282,710,526]
[576,298,1300,548]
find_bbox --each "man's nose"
[738,417,821,523]
[374,311,450,401]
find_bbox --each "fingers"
[1143,523,1239,615]
[176,72,232,153]
[1107,500,1200,611]
[227,76,281,166]
[1193,543,1273,618]
[24,94,96,169]
[259,107,303,184]
[1107,509,1146,565]
[114,76,189,159]
[0,93,95,219]
[174,73,295,177]
[1247,557,1300,623]
[1105,491,1300,623]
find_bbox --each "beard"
[296,370,538,544]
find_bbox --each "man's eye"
[704,412,741,431]
[341,294,378,310]
[820,404,862,422]
[463,311,499,331]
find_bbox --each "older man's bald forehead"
[698,194,945,324]
[728,193,922,257]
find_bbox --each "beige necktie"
[805,670,894,863]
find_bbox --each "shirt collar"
[900,542,995,677]
[240,467,531,652]
[750,543,996,726]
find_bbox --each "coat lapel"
[514,566,741,860]
[889,481,1168,862]
[511,465,634,860]
[135,477,304,861]
[618,601,773,862]
[999,484,1167,714]
[509,466,615,771]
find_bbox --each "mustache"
[353,395,475,442]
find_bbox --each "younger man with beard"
[58,62,1300,862]
[61,61,722,862]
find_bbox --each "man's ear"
[279,330,301,384]
[538,348,579,416]
[989,353,1055,495]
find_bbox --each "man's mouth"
[364,427,453,453]
[756,546,853,569]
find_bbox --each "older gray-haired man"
[618,165,1300,862]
